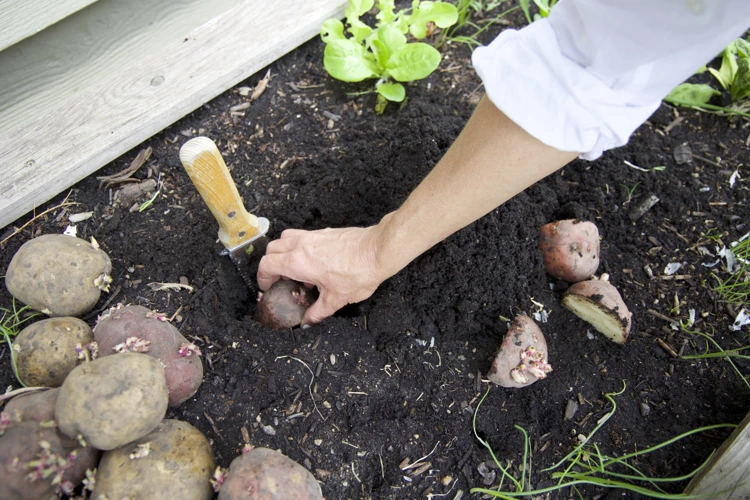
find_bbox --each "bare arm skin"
[257,95,579,324]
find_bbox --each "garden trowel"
[179,136,269,287]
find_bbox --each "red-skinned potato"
[55,352,169,450]
[3,389,100,489]
[94,304,203,406]
[5,234,112,317]
[94,419,215,500]
[255,280,317,330]
[561,274,632,344]
[14,317,94,387]
[488,315,552,388]
[0,421,68,500]
[217,447,322,500]
[539,219,600,283]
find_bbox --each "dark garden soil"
[2,10,750,500]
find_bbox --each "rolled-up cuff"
[471,20,660,160]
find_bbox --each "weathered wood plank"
[0,0,347,230]
[0,0,99,51]
[0,0,242,136]
[684,410,750,499]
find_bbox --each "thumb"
[302,294,341,326]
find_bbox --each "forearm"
[373,95,578,279]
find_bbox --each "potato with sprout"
[55,352,168,450]
[94,419,214,500]
[488,315,552,388]
[94,305,204,406]
[5,234,112,317]
[538,219,600,283]
[217,447,322,499]
[14,317,94,387]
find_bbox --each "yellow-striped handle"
[179,137,261,249]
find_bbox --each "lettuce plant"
[321,0,458,112]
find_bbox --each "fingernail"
[301,323,311,330]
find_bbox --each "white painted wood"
[0,0,347,229]
[0,0,99,51]
[0,0,242,136]
[684,410,750,499]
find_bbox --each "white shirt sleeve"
[471,0,750,159]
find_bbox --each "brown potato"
[255,280,316,330]
[55,352,169,450]
[217,447,322,500]
[14,317,94,387]
[561,274,632,344]
[3,389,101,489]
[0,421,66,500]
[5,234,112,317]
[3,388,58,422]
[488,315,551,389]
[94,305,203,406]
[94,419,215,500]
[538,219,600,283]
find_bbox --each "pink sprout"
[211,466,228,492]
[113,336,151,353]
[178,342,202,357]
[242,443,255,454]
[145,310,169,322]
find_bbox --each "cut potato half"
[562,277,632,344]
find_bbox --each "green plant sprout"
[711,234,749,310]
[665,37,750,118]
[0,300,39,387]
[620,182,640,206]
[518,0,557,24]
[321,0,458,113]
[437,0,519,49]
[470,383,737,498]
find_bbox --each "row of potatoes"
[2,234,322,499]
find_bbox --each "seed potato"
[5,234,112,317]
[561,274,632,344]
[14,317,94,387]
[218,447,322,500]
[0,421,66,500]
[94,305,204,406]
[55,352,169,450]
[538,219,600,283]
[94,419,215,500]
[488,315,551,388]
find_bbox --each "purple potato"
[255,281,316,330]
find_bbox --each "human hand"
[256,225,388,325]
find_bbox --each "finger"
[303,293,342,325]
[256,254,286,290]
[302,282,315,289]
[279,228,309,240]
[265,237,296,255]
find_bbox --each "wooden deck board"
[0,0,347,230]
[0,0,99,51]
[684,410,750,499]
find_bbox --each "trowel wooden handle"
[179,137,261,249]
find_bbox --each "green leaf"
[408,1,458,39]
[387,43,441,82]
[320,19,346,43]
[376,0,396,23]
[346,0,374,18]
[347,17,373,42]
[518,0,532,24]
[376,82,406,102]
[378,23,407,52]
[664,83,720,107]
[532,0,550,17]
[323,39,378,82]
[371,39,390,69]
[730,56,750,102]
[712,44,739,90]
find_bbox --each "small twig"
[83,285,122,320]
[97,147,152,188]
[647,309,678,323]
[401,441,441,470]
[147,282,195,293]
[657,338,679,358]
[203,412,224,440]
[0,192,78,247]
[275,355,323,419]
